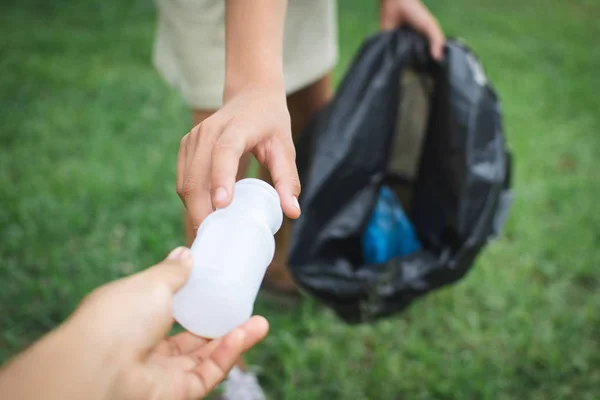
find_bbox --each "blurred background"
[1,0,599,398]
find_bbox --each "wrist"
[224,70,285,102]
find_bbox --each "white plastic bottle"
[173,178,283,338]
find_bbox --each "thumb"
[116,247,194,355]
[138,247,193,294]
[68,247,194,356]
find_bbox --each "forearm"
[224,0,287,98]
[0,322,116,400]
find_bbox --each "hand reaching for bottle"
[0,247,269,400]
[177,84,301,233]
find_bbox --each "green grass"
[1,0,599,398]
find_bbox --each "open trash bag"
[289,28,513,324]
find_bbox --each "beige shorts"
[153,0,339,110]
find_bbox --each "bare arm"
[0,248,269,400]
[224,0,287,99]
[178,0,301,232]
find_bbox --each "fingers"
[185,328,246,398]
[379,0,399,31]
[211,120,300,219]
[210,122,253,209]
[267,139,302,219]
[421,17,445,61]
[183,316,269,399]
[177,123,217,232]
[155,331,209,357]
[379,0,445,61]
[183,316,270,361]
[178,99,298,229]
[163,313,268,358]
[405,1,446,61]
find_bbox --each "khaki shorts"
[153,0,339,110]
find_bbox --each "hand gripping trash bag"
[288,28,513,324]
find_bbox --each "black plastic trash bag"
[288,28,513,324]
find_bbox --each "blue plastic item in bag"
[362,186,421,264]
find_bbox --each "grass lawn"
[1,0,599,398]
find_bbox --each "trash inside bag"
[289,27,513,324]
[362,186,421,264]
